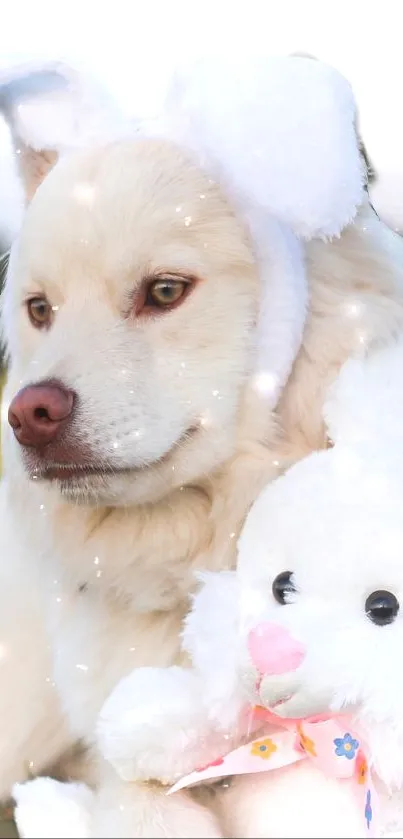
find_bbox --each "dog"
[0,73,403,837]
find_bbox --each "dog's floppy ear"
[0,61,126,204]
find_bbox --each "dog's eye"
[144,278,191,310]
[272,571,296,605]
[365,590,400,626]
[26,296,53,329]
[132,274,197,317]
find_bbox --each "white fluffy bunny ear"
[145,54,365,407]
[152,54,365,240]
[324,339,403,449]
[0,60,127,202]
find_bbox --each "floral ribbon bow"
[168,708,376,835]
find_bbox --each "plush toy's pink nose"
[247,622,305,675]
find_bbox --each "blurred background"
[1,0,403,253]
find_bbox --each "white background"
[1,0,403,239]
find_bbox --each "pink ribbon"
[168,707,376,835]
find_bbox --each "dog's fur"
[0,132,403,837]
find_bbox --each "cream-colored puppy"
[1,84,403,837]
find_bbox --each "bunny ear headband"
[0,54,365,408]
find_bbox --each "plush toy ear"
[151,54,365,241]
[0,61,126,204]
[324,339,403,449]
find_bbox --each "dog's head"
[0,57,365,506]
[2,136,258,505]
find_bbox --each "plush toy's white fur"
[0,60,129,152]
[1,54,364,237]
[97,339,403,838]
[151,54,365,240]
[13,778,94,839]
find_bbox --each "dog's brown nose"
[8,383,75,447]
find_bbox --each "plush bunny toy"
[95,338,403,839]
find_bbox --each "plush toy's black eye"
[272,571,296,605]
[365,590,400,626]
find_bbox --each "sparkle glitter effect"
[252,372,279,397]
[199,411,213,429]
[73,183,96,207]
[345,301,363,319]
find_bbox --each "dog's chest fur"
[16,490,189,741]
[51,582,185,740]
